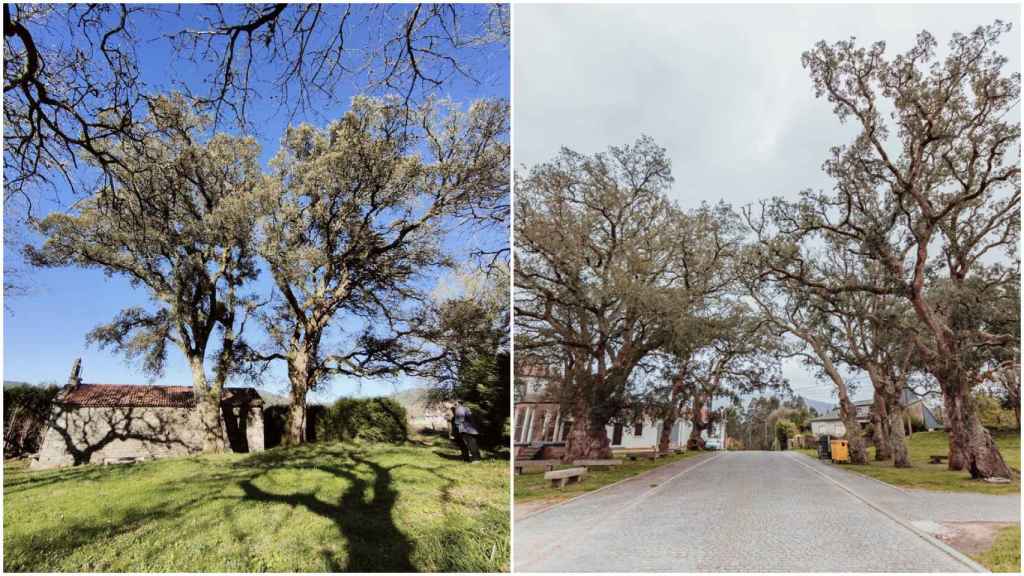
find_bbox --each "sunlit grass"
[798,430,1020,495]
[971,524,1021,573]
[4,439,509,572]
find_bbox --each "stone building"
[33,362,264,469]
[513,361,570,459]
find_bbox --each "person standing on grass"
[450,402,482,463]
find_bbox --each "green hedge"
[263,404,327,448]
[315,397,409,444]
[263,398,410,448]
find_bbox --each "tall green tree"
[421,267,510,448]
[756,22,1019,478]
[26,95,261,452]
[254,96,508,445]
[515,137,687,460]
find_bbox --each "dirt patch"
[934,521,1017,556]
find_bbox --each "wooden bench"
[929,454,948,464]
[514,459,559,475]
[545,467,587,488]
[572,459,623,471]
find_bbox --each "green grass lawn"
[970,522,1019,569]
[799,430,1020,495]
[4,439,509,572]
[971,524,1021,573]
[514,451,697,503]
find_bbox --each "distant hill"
[390,387,437,418]
[800,397,835,416]
[256,390,291,407]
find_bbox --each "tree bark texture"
[191,357,226,453]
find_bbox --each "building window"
[634,421,643,436]
[524,407,535,443]
[514,408,526,444]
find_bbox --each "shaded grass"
[4,440,509,572]
[971,524,1021,573]
[513,451,697,503]
[798,430,1020,495]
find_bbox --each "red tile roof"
[59,383,262,408]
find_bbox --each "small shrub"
[315,397,409,444]
[974,392,1018,429]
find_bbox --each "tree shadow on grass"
[3,463,115,495]
[3,492,225,572]
[237,451,416,572]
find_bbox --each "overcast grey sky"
[513,3,1020,405]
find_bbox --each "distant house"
[809,388,942,437]
[513,362,570,459]
[33,362,264,469]
[391,388,453,432]
[513,359,723,458]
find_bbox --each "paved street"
[514,451,1019,572]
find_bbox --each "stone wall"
[33,404,264,470]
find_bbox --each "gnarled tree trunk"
[942,381,1012,479]
[871,395,891,461]
[687,395,708,450]
[191,357,226,453]
[285,347,313,446]
[564,409,613,461]
[836,395,869,464]
[888,403,911,468]
[658,416,675,453]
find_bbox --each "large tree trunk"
[941,391,964,469]
[191,357,226,452]
[942,383,1012,479]
[687,423,707,450]
[658,416,675,453]
[871,395,891,461]
[658,375,685,453]
[286,386,308,445]
[285,348,312,446]
[888,403,911,468]
[837,396,869,465]
[687,396,707,450]
[564,412,613,461]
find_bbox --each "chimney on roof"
[68,358,82,388]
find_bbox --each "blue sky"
[3,5,510,402]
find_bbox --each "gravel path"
[514,451,990,572]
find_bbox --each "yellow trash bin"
[830,439,850,463]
